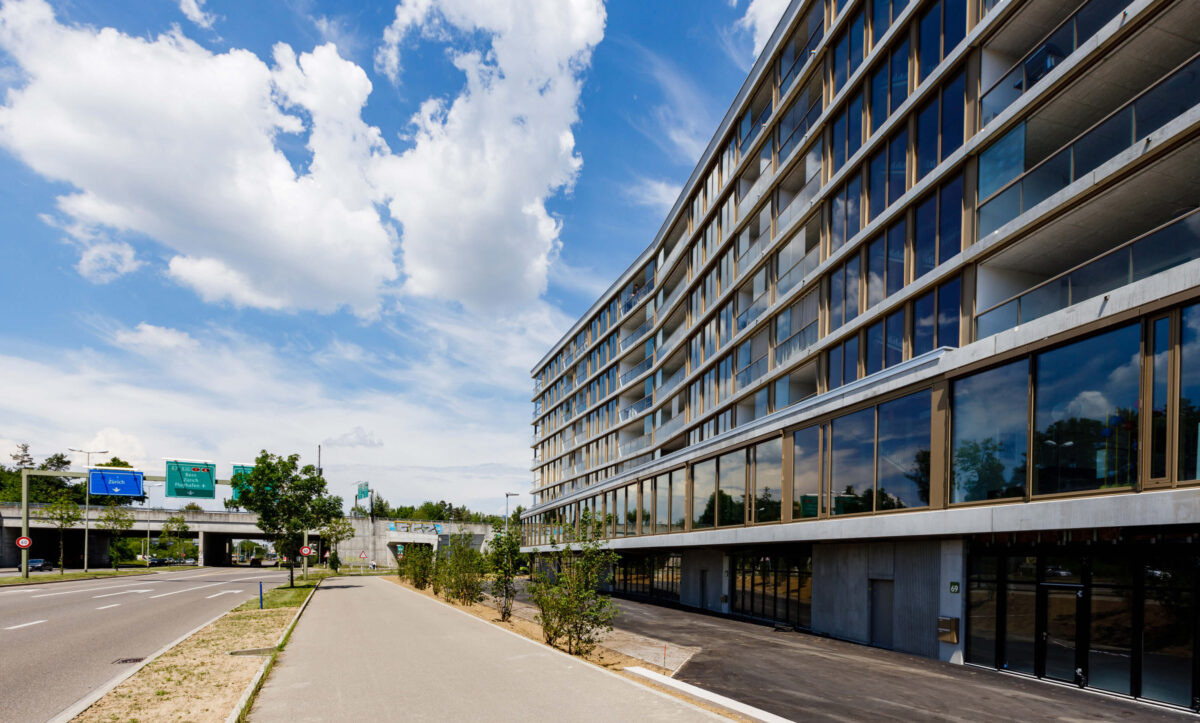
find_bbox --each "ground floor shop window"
[612,553,680,602]
[966,531,1198,710]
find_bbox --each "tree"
[402,544,435,589]
[528,510,619,656]
[232,450,343,587]
[38,494,82,574]
[161,515,189,561]
[181,502,204,512]
[320,517,355,573]
[442,531,486,605]
[10,443,34,468]
[97,500,135,570]
[487,512,523,621]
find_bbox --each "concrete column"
[938,538,967,664]
[198,530,206,567]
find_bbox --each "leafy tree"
[442,531,486,605]
[487,512,523,621]
[232,450,343,587]
[402,544,435,589]
[10,443,34,468]
[38,494,82,574]
[529,510,619,656]
[320,517,355,573]
[97,500,135,570]
[161,515,190,561]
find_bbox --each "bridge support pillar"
[198,530,207,567]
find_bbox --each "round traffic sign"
[16,536,32,549]
[300,546,313,556]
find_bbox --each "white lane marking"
[31,579,163,598]
[96,604,121,610]
[229,575,287,582]
[93,589,153,599]
[148,582,224,599]
[4,619,46,630]
[205,589,244,599]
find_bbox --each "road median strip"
[59,577,321,723]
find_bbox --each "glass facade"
[731,546,813,629]
[951,360,1028,503]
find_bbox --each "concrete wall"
[335,518,495,570]
[678,548,727,612]
[812,539,946,659]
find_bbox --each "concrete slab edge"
[383,579,726,720]
[228,576,323,723]
[47,606,233,723]
[624,666,795,723]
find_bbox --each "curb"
[624,666,795,723]
[227,578,323,723]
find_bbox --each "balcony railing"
[776,246,821,299]
[655,413,686,441]
[620,320,651,351]
[659,324,687,356]
[775,172,821,237]
[780,21,823,95]
[736,293,770,332]
[978,54,1200,239]
[658,282,686,317]
[618,452,653,474]
[735,356,769,390]
[621,282,653,315]
[738,103,774,157]
[777,101,822,165]
[619,356,653,386]
[658,366,687,396]
[533,378,543,393]
[619,394,653,421]
[773,321,819,366]
[980,0,1127,125]
[739,169,772,214]
[976,208,1200,338]
[618,434,652,457]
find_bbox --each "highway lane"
[0,567,292,723]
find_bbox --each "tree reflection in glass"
[1033,324,1140,495]
[877,391,931,509]
[952,360,1028,503]
[831,407,875,514]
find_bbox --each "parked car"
[27,558,53,571]
[185,558,196,565]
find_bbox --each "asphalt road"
[0,567,291,723]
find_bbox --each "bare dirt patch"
[75,607,296,723]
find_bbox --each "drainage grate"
[113,657,144,665]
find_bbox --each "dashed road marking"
[96,604,121,610]
[4,619,46,630]
[205,589,244,599]
[93,589,152,599]
[149,582,224,599]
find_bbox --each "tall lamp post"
[142,482,164,562]
[504,492,519,534]
[69,448,108,573]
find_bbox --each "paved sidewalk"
[250,577,721,722]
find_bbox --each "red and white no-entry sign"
[300,546,313,557]
[16,536,32,549]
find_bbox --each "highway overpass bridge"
[0,504,494,569]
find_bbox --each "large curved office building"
[522,0,1200,710]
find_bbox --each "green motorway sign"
[231,464,254,501]
[166,460,216,499]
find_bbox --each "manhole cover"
[113,657,144,665]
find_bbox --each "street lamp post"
[504,492,519,535]
[142,482,163,564]
[69,448,108,573]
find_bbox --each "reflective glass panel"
[941,71,965,158]
[1090,586,1132,695]
[1180,304,1200,480]
[914,194,936,278]
[718,450,746,526]
[868,236,885,308]
[1150,317,1169,478]
[937,277,959,347]
[916,96,939,179]
[887,220,905,296]
[692,458,716,529]
[888,130,907,205]
[831,407,875,515]
[844,335,860,383]
[753,438,783,523]
[890,40,908,112]
[1033,324,1140,495]
[793,426,820,519]
[670,470,686,531]
[938,175,962,263]
[913,291,935,356]
[918,1,941,81]
[885,309,904,367]
[876,390,930,509]
[866,321,884,375]
[951,360,1028,503]
[870,64,888,134]
[654,474,669,533]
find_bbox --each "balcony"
[774,321,819,367]
[655,413,686,441]
[658,282,686,317]
[735,356,768,390]
[619,356,653,386]
[779,9,822,95]
[776,245,820,299]
[979,54,1200,239]
[620,320,651,351]
[620,283,652,315]
[976,208,1200,338]
[533,378,543,393]
[736,293,770,332]
[618,434,652,458]
[775,172,820,238]
[980,0,1128,125]
[659,323,687,355]
[658,365,687,396]
[619,394,653,421]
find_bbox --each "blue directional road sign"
[88,468,145,496]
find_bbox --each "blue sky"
[0,0,788,512]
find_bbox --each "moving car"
[27,558,53,571]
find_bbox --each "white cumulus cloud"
[735,0,790,57]
[178,0,215,30]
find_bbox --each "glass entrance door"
[1039,585,1083,684]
